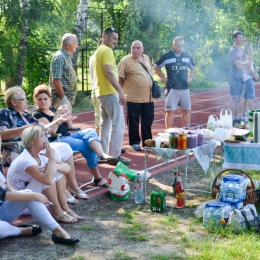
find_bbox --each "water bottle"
[134,173,144,204]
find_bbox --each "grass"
[110,251,136,260]
[80,225,94,231]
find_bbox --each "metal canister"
[177,132,187,150]
[169,132,178,149]
[150,190,166,212]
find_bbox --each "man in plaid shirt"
[49,33,78,109]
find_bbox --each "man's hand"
[187,76,193,84]
[119,91,127,106]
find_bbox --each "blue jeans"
[53,128,100,169]
[0,200,59,239]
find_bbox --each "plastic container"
[197,132,204,146]
[220,174,247,203]
[169,132,178,149]
[133,173,144,204]
[203,201,231,227]
[177,132,187,150]
[187,133,198,149]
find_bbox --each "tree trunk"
[71,0,90,70]
[13,0,29,87]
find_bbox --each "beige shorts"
[165,89,191,111]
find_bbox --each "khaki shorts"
[165,89,191,111]
[52,95,72,111]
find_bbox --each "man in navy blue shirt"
[154,36,195,129]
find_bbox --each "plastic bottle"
[175,173,185,208]
[134,173,144,204]
[208,122,215,132]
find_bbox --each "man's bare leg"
[165,111,174,129]
[181,110,190,126]
[230,96,240,118]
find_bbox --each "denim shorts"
[228,77,243,97]
[244,78,255,99]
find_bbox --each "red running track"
[13,83,260,224]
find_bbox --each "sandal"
[94,178,109,187]
[97,153,118,165]
[52,234,80,245]
[65,209,83,221]
[52,211,78,224]
[68,187,89,199]
[17,224,42,236]
[67,197,78,204]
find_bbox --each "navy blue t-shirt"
[155,49,195,90]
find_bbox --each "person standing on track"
[92,28,130,165]
[118,40,154,151]
[242,41,258,114]
[228,31,248,119]
[154,36,195,129]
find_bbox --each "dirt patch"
[1,159,214,260]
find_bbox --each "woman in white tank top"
[243,41,259,114]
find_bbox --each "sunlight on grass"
[157,212,179,229]
[121,205,140,224]
[148,253,186,260]
[188,232,260,259]
[120,221,148,241]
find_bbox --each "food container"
[177,132,187,150]
[186,132,198,149]
[197,132,204,146]
[169,132,178,149]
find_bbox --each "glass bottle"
[177,132,187,150]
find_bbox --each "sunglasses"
[176,44,185,48]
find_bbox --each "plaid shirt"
[49,48,77,104]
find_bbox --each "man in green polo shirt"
[93,28,130,165]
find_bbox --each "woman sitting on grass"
[0,129,79,245]
[33,84,118,187]
[7,125,82,223]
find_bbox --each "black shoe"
[52,234,80,245]
[17,224,42,236]
[118,156,131,165]
[121,148,126,153]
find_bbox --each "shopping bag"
[207,115,221,129]
[227,203,260,233]
[108,161,136,201]
[220,108,232,130]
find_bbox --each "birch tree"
[71,0,90,69]
[13,0,29,87]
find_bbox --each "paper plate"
[231,127,250,137]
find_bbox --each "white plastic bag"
[214,128,227,142]
[220,108,232,130]
[207,115,221,129]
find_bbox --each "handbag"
[139,62,161,99]
[227,204,260,233]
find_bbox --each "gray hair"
[61,33,77,48]
[4,86,26,108]
[22,125,44,148]
[173,36,184,44]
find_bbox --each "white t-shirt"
[7,149,49,191]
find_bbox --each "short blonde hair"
[22,125,45,148]
[4,86,26,108]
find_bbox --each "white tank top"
[243,62,254,82]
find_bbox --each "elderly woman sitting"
[0,86,87,201]
[7,125,82,223]
[32,84,118,187]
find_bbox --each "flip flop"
[94,178,109,187]
[17,224,42,236]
